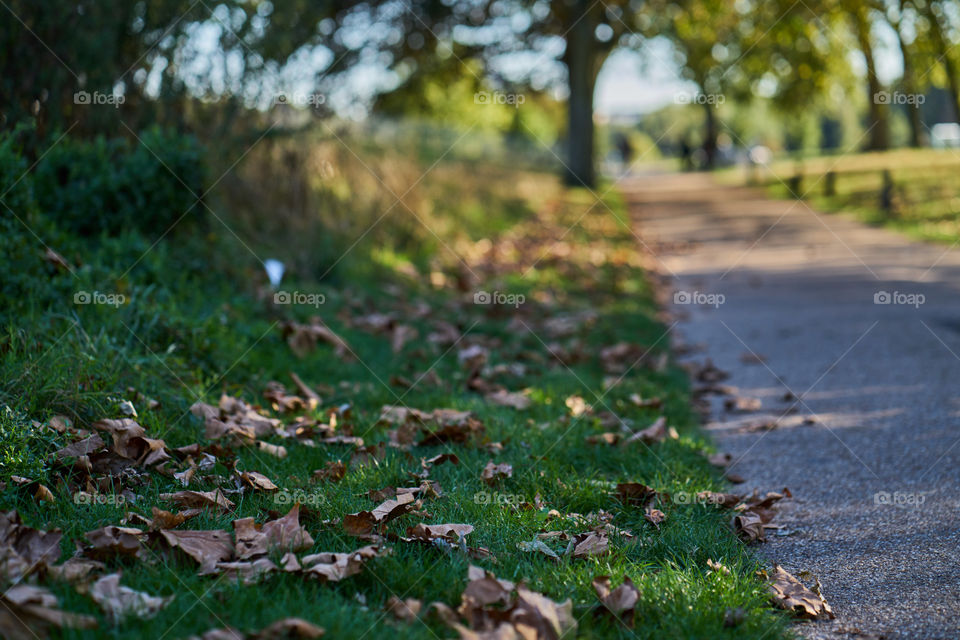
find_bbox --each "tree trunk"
[895,0,925,147]
[563,0,597,188]
[853,5,888,150]
[702,94,717,169]
[926,2,960,123]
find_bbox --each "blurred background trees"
[3,0,960,185]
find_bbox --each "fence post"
[880,169,894,215]
[825,171,836,197]
[787,172,803,198]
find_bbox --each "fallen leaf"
[234,504,314,559]
[186,618,325,640]
[386,596,422,621]
[643,507,666,528]
[485,389,532,410]
[481,461,513,485]
[724,396,761,412]
[0,583,97,639]
[767,565,834,619]
[615,483,658,507]
[343,493,415,535]
[300,545,384,582]
[565,395,590,417]
[571,530,609,558]
[282,317,352,359]
[592,575,640,625]
[55,434,106,459]
[450,565,577,639]
[88,573,173,620]
[290,372,324,406]
[47,557,105,584]
[239,471,279,492]
[696,491,742,509]
[405,523,473,544]
[732,512,766,543]
[312,461,347,482]
[621,416,678,446]
[84,526,145,561]
[158,529,234,572]
[0,510,63,580]
[43,247,71,270]
[160,490,235,513]
[518,539,560,561]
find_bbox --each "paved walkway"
[622,172,960,640]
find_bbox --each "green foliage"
[31,127,206,236]
[0,406,60,482]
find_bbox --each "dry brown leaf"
[43,247,71,270]
[732,512,766,543]
[707,452,732,468]
[343,492,416,535]
[88,573,173,620]
[234,504,314,559]
[0,583,97,640]
[724,396,762,412]
[621,416,678,446]
[615,483,658,507]
[47,557,105,584]
[201,556,279,584]
[643,507,666,528]
[160,489,235,513]
[451,565,577,639]
[300,544,384,582]
[405,523,474,544]
[628,393,662,409]
[517,539,560,561]
[592,575,640,625]
[159,529,234,572]
[84,526,145,561]
[256,441,288,459]
[485,389,532,410]
[282,318,352,359]
[481,461,512,486]
[144,507,192,530]
[767,565,834,619]
[564,395,590,417]
[91,419,144,458]
[239,471,279,492]
[0,511,63,580]
[290,372,324,406]
[312,460,347,482]
[585,432,621,445]
[186,617,325,640]
[696,491,742,509]
[571,531,609,558]
[386,595,423,621]
[55,434,106,459]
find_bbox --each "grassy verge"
[726,148,960,244]
[1,135,790,639]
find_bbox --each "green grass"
[1,156,791,639]
[733,147,960,244]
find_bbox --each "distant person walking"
[680,137,694,171]
[614,132,634,175]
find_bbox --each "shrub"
[31,126,206,236]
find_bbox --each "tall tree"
[888,0,927,146]
[850,0,890,150]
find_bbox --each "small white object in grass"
[119,399,137,417]
[264,259,285,289]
